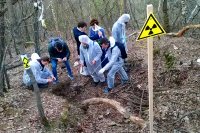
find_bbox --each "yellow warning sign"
[23,57,30,68]
[137,12,166,41]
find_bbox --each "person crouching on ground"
[48,38,74,84]
[98,37,129,92]
[79,35,107,87]
[23,54,56,88]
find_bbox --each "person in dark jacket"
[48,38,73,84]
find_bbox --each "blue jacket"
[89,26,105,41]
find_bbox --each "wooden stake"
[147,4,153,133]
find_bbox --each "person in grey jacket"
[112,14,130,52]
[23,54,56,88]
[98,37,129,92]
[79,35,106,87]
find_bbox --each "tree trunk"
[128,0,139,29]
[50,1,59,35]
[6,0,49,127]
[0,0,5,97]
[123,0,127,13]
[163,0,170,33]
[92,0,111,35]
[22,4,31,42]
[34,1,40,56]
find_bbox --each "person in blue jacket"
[89,19,108,67]
[98,37,129,92]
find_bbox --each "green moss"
[0,124,9,130]
[49,120,57,127]
[5,108,21,116]
[60,110,68,127]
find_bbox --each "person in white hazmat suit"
[23,53,56,88]
[112,14,130,52]
[79,35,107,87]
[98,37,129,93]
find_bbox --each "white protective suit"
[79,35,105,82]
[23,53,54,85]
[112,14,130,52]
[99,37,129,88]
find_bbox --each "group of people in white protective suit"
[23,14,130,93]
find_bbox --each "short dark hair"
[100,38,109,45]
[41,56,50,62]
[55,42,63,50]
[78,21,87,28]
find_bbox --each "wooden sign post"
[136,4,166,132]
[147,4,153,133]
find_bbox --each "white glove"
[98,68,105,74]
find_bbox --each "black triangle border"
[137,13,165,41]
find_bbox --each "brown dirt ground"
[1,29,200,133]
[0,30,149,133]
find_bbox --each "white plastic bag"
[80,66,90,76]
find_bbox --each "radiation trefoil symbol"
[145,24,157,35]
[23,57,30,68]
[137,13,166,41]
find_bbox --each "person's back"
[48,38,73,84]
[112,22,124,43]
[48,37,70,60]
[112,14,130,52]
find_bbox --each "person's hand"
[81,63,84,67]
[98,31,103,37]
[91,60,95,65]
[98,68,105,74]
[57,58,63,62]
[52,76,56,81]
[63,57,67,61]
[48,79,53,83]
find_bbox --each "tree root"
[166,24,200,37]
[82,98,146,128]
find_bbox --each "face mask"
[125,22,128,25]
[83,44,89,49]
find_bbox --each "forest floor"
[0,30,200,133]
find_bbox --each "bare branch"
[18,12,35,26]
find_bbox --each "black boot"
[101,81,107,86]
[93,82,99,87]
[38,83,48,88]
